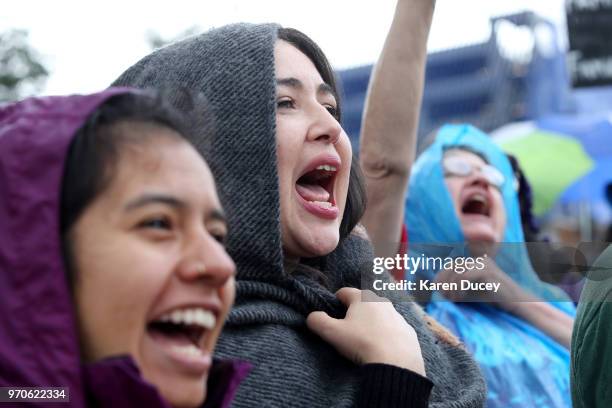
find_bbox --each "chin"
[462,224,503,255]
[290,226,340,258]
[305,232,340,257]
[461,224,498,243]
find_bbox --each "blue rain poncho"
[405,124,575,407]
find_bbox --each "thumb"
[306,311,344,344]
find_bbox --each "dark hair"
[506,153,539,236]
[277,27,366,241]
[60,91,193,279]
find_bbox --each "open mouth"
[461,192,491,217]
[295,163,338,218]
[147,307,216,363]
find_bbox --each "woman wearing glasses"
[402,124,575,407]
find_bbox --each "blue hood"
[405,124,570,302]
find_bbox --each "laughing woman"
[113,7,485,408]
[0,89,248,407]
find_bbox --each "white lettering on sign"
[567,0,612,11]
[571,54,612,81]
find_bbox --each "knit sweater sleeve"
[357,363,433,408]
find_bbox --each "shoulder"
[572,245,612,407]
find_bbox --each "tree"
[0,29,49,102]
[146,26,202,51]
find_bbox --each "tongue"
[296,183,330,202]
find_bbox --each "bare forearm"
[510,300,574,349]
[461,260,574,349]
[360,0,434,178]
[360,0,435,255]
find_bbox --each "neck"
[283,255,300,274]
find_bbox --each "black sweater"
[359,364,433,408]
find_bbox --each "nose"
[306,104,342,145]
[468,171,491,189]
[177,231,236,288]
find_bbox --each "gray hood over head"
[113,23,485,407]
[115,23,283,282]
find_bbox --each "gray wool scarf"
[113,23,486,407]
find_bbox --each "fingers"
[335,287,362,306]
[436,268,463,302]
[336,287,385,305]
[306,311,342,344]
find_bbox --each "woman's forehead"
[274,40,321,81]
[443,148,488,165]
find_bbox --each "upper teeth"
[471,194,487,204]
[158,308,216,330]
[316,165,337,172]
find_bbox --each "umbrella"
[537,113,612,207]
[560,159,612,204]
[491,119,599,216]
[537,114,612,160]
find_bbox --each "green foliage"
[0,29,48,102]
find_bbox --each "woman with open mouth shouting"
[0,89,249,407]
[113,4,486,406]
[404,124,575,407]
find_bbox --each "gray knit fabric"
[113,23,486,407]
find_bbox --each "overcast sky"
[1,0,568,96]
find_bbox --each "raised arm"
[359,0,435,259]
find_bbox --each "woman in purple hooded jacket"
[0,88,250,408]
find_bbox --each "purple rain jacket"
[0,88,250,407]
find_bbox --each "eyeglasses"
[442,156,505,188]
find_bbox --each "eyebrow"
[277,77,336,99]
[125,193,227,224]
[317,82,335,97]
[277,77,302,89]
[125,193,186,211]
[207,208,227,224]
